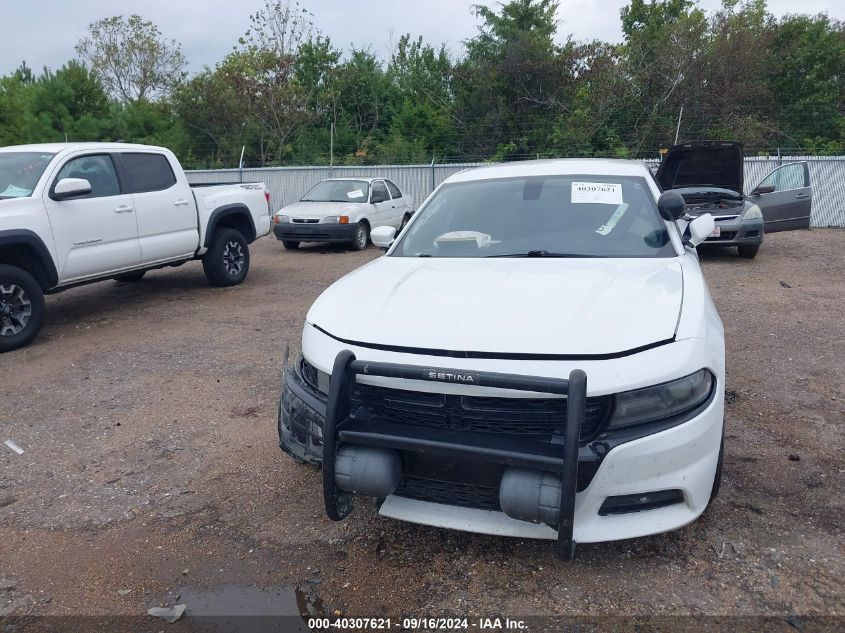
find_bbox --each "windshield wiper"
[487,250,596,258]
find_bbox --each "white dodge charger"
[278,159,724,560]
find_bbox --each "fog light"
[598,489,684,516]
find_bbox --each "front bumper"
[278,354,723,552]
[273,222,358,243]
[701,216,764,247]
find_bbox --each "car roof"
[321,177,387,183]
[0,142,168,154]
[444,158,653,184]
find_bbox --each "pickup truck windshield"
[392,175,675,258]
[0,152,56,199]
[302,180,369,203]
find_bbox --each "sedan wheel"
[351,223,369,251]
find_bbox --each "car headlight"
[276,213,290,223]
[743,204,762,221]
[322,216,350,224]
[606,369,714,430]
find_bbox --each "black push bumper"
[273,222,358,243]
[321,351,587,560]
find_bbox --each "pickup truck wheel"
[203,228,250,287]
[737,244,759,259]
[282,240,300,250]
[351,222,369,251]
[0,265,45,353]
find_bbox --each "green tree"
[768,13,845,153]
[76,14,187,101]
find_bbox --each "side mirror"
[371,225,396,250]
[688,214,716,247]
[657,190,686,221]
[751,184,775,196]
[53,178,92,200]
[370,192,387,204]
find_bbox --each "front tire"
[738,244,760,259]
[282,240,300,250]
[203,228,250,287]
[350,222,369,251]
[399,213,411,232]
[0,265,45,353]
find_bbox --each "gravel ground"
[0,230,842,628]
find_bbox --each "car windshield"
[302,180,369,203]
[0,152,55,199]
[391,174,675,258]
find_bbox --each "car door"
[749,162,812,232]
[43,153,141,283]
[384,179,409,227]
[116,152,197,264]
[369,180,393,227]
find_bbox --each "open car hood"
[656,141,744,194]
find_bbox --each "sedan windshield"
[302,180,369,203]
[0,152,55,199]
[392,175,675,258]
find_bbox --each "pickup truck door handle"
[173,199,190,206]
[113,205,134,214]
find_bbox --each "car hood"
[281,200,360,219]
[307,257,684,357]
[655,141,744,195]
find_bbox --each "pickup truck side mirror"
[750,184,775,196]
[688,214,716,247]
[657,190,686,221]
[52,178,92,200]
[371,226,396,250]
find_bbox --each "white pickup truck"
[0,143,272,352]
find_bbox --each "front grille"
[392,460,602,510]
[351,383,610,442]
[395,475,501,510]
[292,218,319,223]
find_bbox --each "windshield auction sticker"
[571,182,623,205]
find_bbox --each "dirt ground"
[1,230,843,629]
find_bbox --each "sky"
[1,0,842,76]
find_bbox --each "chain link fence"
[187,156,845,227]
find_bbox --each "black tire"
[350,222,369,251]
[115,270,146,282]
[738,244,760,259]
[282,240,300,250]
[709,436,724,504]
[0,265,45,353]
[399,213,411,232]
[202,228,250,287]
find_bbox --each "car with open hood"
[655,141,812,259]
[278,159,724,560]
